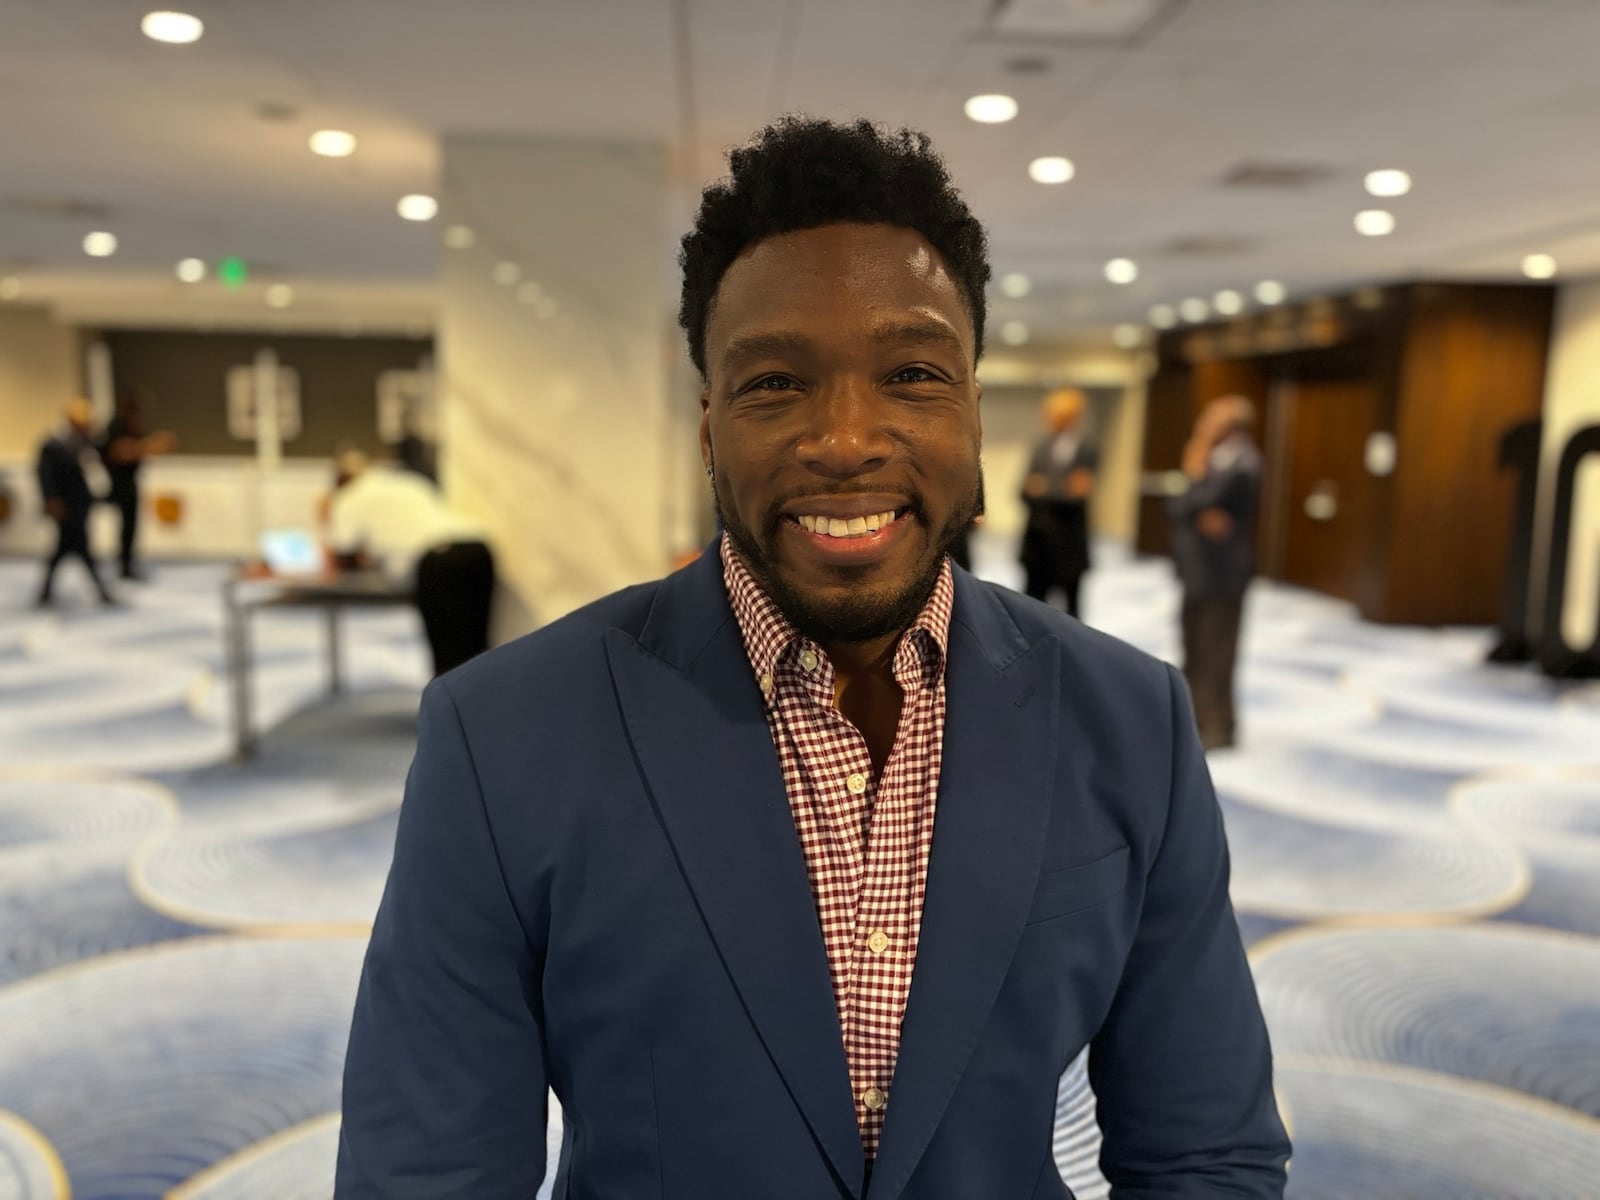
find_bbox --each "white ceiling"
[3,0,1599,341]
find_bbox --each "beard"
[715,472,982,646]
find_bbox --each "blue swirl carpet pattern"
[0,551,1596,1198]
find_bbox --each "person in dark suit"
[1019,387,1097,618]
[336,119,1288,1199]
[1167,396,1264,750]
[35,399,113,607]
[99,390,177,581]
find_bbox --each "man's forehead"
[707,222,969,349]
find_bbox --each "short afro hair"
[678,117,991,378]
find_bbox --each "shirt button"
[862,1086,887,1112]
[867,930,890,954]
[758,672,773,694]
[847,772,868,795]
[799,649,819,671]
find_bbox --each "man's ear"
[698,396,712,473]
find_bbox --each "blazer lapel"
[866,574,1060,1200]
[605,552,865,1197]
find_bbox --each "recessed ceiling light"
[492,262,521,286]
[1355,209,1396,237]
[1104,258,1139,285]
[83,231,118,257]
[1214,289,1244,315]
[443,224,476,249]
[397,194,439,222]
[1365,169,1412,198]
[1180,298,1210,323]
[1028,156,1075,184]
[517,282,543,304]
[265,284,294,308]
[1522,253,1558,280]
[1112,324,1142,349]
[309,130,357,158]
[141,11,204,44]
[0,276,21,301]
[999,320,1031,346]
[1255,280,1287,305]
[175,257,206,283]
[964,94,1018,124]
[999,272,1032,299]
[1148,304,1177,329]
[535,297,559,319]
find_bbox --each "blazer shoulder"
[982,580,1172,703]
[439,578,663,716]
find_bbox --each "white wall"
[1537,281,1600,647]
[437,137,676,636]
[0,304,78,459]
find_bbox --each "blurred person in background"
[1166,396,1263,751]
[325,448,494,676]
[1019,386,1097,617]
[336,118,1287,1199]
[99,388,177,581]
[35,399,114,608]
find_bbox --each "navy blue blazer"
[336,548,1289,1199]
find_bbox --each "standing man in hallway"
[35,399,114,608]
[1019,387,1097,618]
[100,389,177,581]
[1167,395,1263,750]
[337,119,1287,1199]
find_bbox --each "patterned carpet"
[0,544,1596,1199]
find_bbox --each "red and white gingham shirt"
[722,535,953,1159]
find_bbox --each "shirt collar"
[720,533,954,695]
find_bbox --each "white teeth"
[796,510,901,538]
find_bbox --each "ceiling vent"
[1162,235,1258,258]
[2,196,115,221]
[987,0,1182,43]
[1221,161,1336,190]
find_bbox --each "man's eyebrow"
[720,331,814,370]
[868,319,966,356]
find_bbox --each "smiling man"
[336,119,1289,1200]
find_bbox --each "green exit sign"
[218,257,249,289]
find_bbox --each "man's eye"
[750,374,800,391]
[890,367,938,384]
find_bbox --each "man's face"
[700,222,982,646]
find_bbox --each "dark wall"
[101,329,433,457]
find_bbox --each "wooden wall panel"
[1384,285,1556,624]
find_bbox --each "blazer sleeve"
[335,680,549,1198]
[1087,665,1291,1198]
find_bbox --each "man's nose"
[795,380,893,479]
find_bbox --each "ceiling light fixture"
[1104,258,1139,285]
[999,320,1030,346]
[999,272,1032,298]
[1179,298,1210,323]
[1522,253,1558,280]
[964,94,1018,124]
[309,130,357,158]
[1364,169,1412,198]
[1213,289,1244,315]
[1028,156,1075,184]
[1148,304,1177,329]
[1255,280,1287,305]
[83,232,118,257]
[175,258,206,283]
[1355,210,1396,237]
[442,225,476,249]
[1113,324,1141,349]
[397,194,439,222]
[141,11,204,44]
